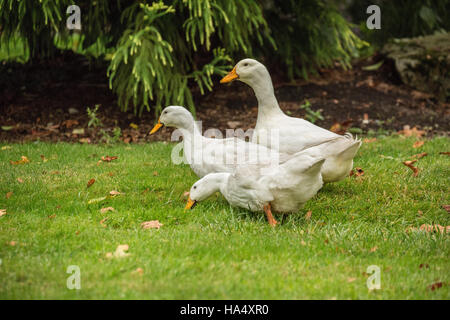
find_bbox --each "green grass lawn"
[0,136,449,299]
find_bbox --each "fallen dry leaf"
[40,154,48,162]
[100,217,108,228]
[419,263,429,269]
[101,155,118,162]
[402,160,419,177]
[412,141,424,148]
[141,220,163,230]
[428,282,444,291]
[329,119,352,135]
[439,152,450,156]
[398,125,425,138]
[363,138,377,143]
[106,244,130,259]
[5,192,12,199]
[109,190,123,196]
[442,205,450,213]
[100,207,115,214]
[17,177,23,183]
[347,277,357,283]
[0,209,7,217]
[305,210,312,220]
[48,214,56,219]
[370,246,378,252]
[87,178,96,188]
[10,156,30,165]
[133,267,144,275]
[411,152,428,159]
[153,171,159,176]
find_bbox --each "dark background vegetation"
[0,0,449,143]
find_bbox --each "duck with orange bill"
[220,58,361,183]
[185,148,326,226]
[149,105,291,178]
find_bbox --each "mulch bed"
[1,53,448,144]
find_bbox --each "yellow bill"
[149,118,164,135]
[185,197,197,210]
[220,66,238,83]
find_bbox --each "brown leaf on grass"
[419,263,429,269]
[5,192,12,199]
[398,125,425,138]
[10,156,30,165]
[183,191,190,198]
[100,207,115,214]
[48,214,56,219]
[109,190,124,196]
[8,241,17,246]
[442,205,450,213]
[100,217,108,228]
[402,160,419,177]
[106,244,130,259]
[412,141,424,148]
[347,277,357,283]
[428,282,444,291]
[141,220,163,230]
[101,156,118,162]
[153,171,159,176]
[17,178,23,183]
[411,152,428,159]
[87,178,96,188]
[305,210,312,220]
[370,246,378,252]
[0,209,7,217]
[363,138,377,143]
[132,267,144,275]
[439,152,450,156]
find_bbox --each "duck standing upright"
[220,59,361,183]
[150,106,288,178]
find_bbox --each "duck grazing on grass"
[150,106,288,178]
[220,58,361,183]
[185,149,326,226]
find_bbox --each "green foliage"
[259,0,368,79]
[299,100,324,124]
[87,104,102,128]
[0,0,367,115]
[347,0,450,46]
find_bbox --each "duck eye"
[164,111,168,114]
[243,63,249,67]
[193,186,197,189]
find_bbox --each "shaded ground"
[1,53,449,143]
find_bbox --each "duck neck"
[179,121,203,164]
[212,172,230,196]
[248,76,284,122]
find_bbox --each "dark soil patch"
[1,53,448,144]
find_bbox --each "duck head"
[220,58,270,87]
[185,173,228,210]
[150,106,195,134]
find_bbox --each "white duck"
[150,106,286,178]
[185,149,326,226]
[220,58,361,183]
